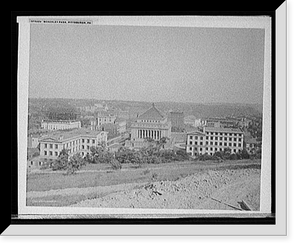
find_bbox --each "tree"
[157,137,169,150]
[241,148,250,159]
[52,148,69,171]
[66,153,87,174]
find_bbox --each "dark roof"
[137,104,165,121]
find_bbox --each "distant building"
[186,126,244,156]
[41,120,81,131]
[27,135,39,148]
[129,103,171,148]
[35,128,108,165]
[184,115,196,126]
[169,111,184,131]
[95,113,116,126]
[205,117,239,128]
[245,137,261,154]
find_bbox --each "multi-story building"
[169,111,184,131]
[95,113,116,126]
[41,120,81,130]
[186,126,244,157]
[37,128,108,161]
[129,103,171,148]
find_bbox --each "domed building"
[129,103,171,148]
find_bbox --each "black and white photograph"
[8,10,289,236]
[24,19,267,213]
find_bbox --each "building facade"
[37,129,108,162]
[129,104,171,148]
[169,111,184,131]
[95,114,116,126]
[186,126,244,156]
[41,120,81,130]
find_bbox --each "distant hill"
[28,98,262,120]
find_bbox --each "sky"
[28,23,265,104]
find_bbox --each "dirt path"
[71,167,261,210]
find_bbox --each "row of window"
[43,138,96,149]
[188,147,241,154]
[189,133,242,140]
[189,136,242,142]
[43,144,92,156]
[189,141,242,147]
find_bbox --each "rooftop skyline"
[29,24,265,105]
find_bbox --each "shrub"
[110,158,122,170]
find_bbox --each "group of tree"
[194,147,260,162]
[51,149,86,174]
[50,137,261,174]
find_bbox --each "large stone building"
[129,104,171,148]
[41,120,81,130]
[28,128,108,168]
[186,126,244,156]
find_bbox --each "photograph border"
[6,6,286,236]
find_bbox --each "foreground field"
[26,159,261,210]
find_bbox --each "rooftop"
[137,103,165,121]
[204,126,244,133]
[39,128,105,142]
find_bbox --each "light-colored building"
[94,113,116,126]
[129,103,171,148]
[37,128,108,164]
[186,126,244,156]
[27,135,39,148]
[41,120,81,131]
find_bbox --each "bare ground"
[71,167,260,210]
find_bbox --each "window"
[195,141,198,145]
[206,136,209,140]
[49,151,53,156]
[190,136,193,140]
[220,133,223,136]
[238,143,241,147]
[210,147,213,151]
[200,137,203,140]
[44,151,47,156]
[55,151,58,156]
[82,139,84,143]
[210,142,213,145]
[229,138,232,141]
[206,147,208,150]
[50,144,53,149]
[229,143,232,146]
[189,147,192,151]
[219,142,222,146]
[234,143,236,147]
[200,142,203,146]
[195,136,198,140]
[220,137,223,140]
[215,132,218,135]
[224,137,227,141]
[189,141,192,145]
[44,144,47,148]
[87,139,90,143]
[224,143,227,146]
[234,138,237,141]
[215,137,218,140]
[210,136,213,140]
[239,138,242,142]
[92,139,95,144]
[199,148,202,151]
[82,145,84,149]
[55,144,58,149]
[215,142,218,145]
